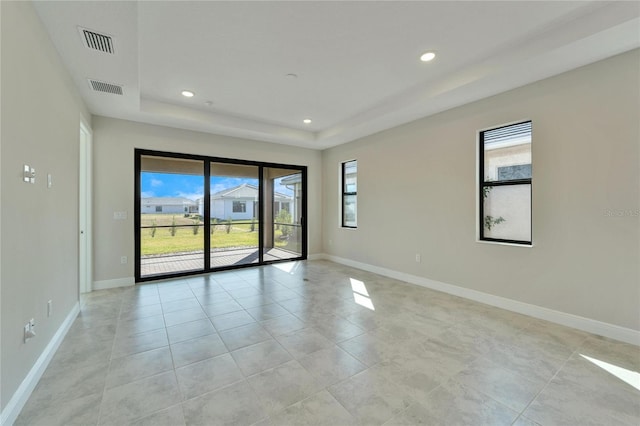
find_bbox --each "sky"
[141,172,294,200]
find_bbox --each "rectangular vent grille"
[89,79,123,95]
[79,27,114,54]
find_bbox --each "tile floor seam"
[515,346,580,420]
[95,296,126,426]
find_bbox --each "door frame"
[79,120,93,293]
[134,149,307,283]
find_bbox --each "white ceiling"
[34,1,640,150]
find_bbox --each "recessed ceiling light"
[303,118,312,124]
[181,90,195,98]
[420,52,436,62]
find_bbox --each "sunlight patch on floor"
[580,354,640,391]
[351,278,374,310]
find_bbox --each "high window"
[342,160,357,228]
[479,121,532,244]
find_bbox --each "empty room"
[1,1,639,425]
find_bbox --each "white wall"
[322,50,640,332]
[92,117,322,284]
[1,0,90,414]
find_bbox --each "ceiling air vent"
[78,27,114,54]
[88,79,123,95]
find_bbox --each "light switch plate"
[23,165,35,183]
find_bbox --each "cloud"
[141,191,155,198]
[176,186,204,201]
[211,183,228,194]
[150,178,163,187]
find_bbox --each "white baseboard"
[0,302,80,426]
[315,254,640,346]
[93,276,134,291]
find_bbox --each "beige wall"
[92,117,323,283]
[1,1,638,416]
[1,1,90,411]
[322,49,640,331]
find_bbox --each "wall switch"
[47,173,52,188]
[120,256,128,264]
[415,253,421,263]
[23,164,36,184]
[113,211,127,220]
[47,300,52,317]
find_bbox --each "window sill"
[476,239,533,248]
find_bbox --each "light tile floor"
[16,260,640,425]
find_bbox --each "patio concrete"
[141,247,299,277]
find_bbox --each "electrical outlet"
[415,253,421,263]
[47,300,52,317]
[120,256,128,264]
[24,319,36,343]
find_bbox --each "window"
[155,205,162,213]
[233,201,246,213]
[479,121,531,244]
[342,160,357,228]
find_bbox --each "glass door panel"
[139,155,204,278]
[209,162,260,268]
[263,167,304,261]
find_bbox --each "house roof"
[280,174,301,185]
[142,197,197,205]
[210,183,291,202]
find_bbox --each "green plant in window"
[225,217,232,234]
[484,215,506,230]
[150,219,157,238]
[210,218,217,234]
[170,216,177,236]
[192,217,200,235]
[276,209,292,238]
[250,217,256,232]
[483,186,506,230]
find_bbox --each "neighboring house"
[141,197,198,214]
[198,183,291,220]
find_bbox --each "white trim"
[79,119,93,293]
[315,254,640,346]
[476,240,533,248]
[0,302,80,426]
[93,277,135,290]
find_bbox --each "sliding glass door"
[263,167,304,261]
[138,155,204,278]
[135,150,306,282]
[209,162,260,268]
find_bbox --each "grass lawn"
[140,214,295,256]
